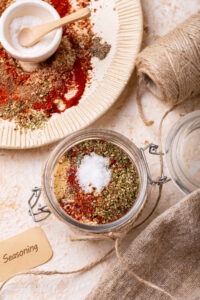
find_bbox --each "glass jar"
[43,129,151,233]
[28,112,200,233]
[28,129,169,233]
[165,110,200,194]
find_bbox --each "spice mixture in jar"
[54,139,140,225]
[0,0,111,130]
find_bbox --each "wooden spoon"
[18,7,91,47]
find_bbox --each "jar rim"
[165,110,200,194]
[43,129,148,233]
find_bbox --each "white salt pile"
[77,152,111,193]
[9,16,55,55]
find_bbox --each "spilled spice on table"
[54,140,139,225]
[0,0,111,130]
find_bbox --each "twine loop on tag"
[69,231,128,242]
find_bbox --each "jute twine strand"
[0,246,115,293]
[0,111,170,297]
[136,14,200,126]
[128,14,200,299]
[0,184,173,298]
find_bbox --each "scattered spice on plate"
[0,0,111,130]
[54,139,139,225]
[89,37,111,60]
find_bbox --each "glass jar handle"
[28,187,51,222]
[140,144,171,185]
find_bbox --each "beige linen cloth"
[87,189,200,300]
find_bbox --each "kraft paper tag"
[0,227,53,282]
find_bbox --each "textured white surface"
[0,0,200,299]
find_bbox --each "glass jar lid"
[165,111,200,194]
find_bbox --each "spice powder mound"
[54,140,140,225]
[0,0,111,130]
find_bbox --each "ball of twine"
[136,14,200,125]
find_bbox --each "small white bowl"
[0,0,62,63]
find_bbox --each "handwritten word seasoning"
[54,140,140,225]
[3,244,38,264]
[0,0,111,130]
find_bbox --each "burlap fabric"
[86,189,200,300]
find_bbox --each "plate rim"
[0,0,143,149]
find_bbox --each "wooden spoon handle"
[33,8,91,43]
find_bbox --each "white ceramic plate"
[0,0,143,149]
